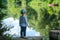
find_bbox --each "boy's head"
[21,9,26,15]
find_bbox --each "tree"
[1,0,60,37]
[26,0,60,36]
[0,0,13,40]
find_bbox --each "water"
[2,17,40,37]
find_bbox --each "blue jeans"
[20,27,26,37]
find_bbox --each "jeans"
[20,27,26,37]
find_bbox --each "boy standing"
[19,9,28,38]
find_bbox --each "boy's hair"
[21,9,26,14]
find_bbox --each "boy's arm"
[26,16,29,27]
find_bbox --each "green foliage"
[0,9,7,20]
[26,0,60,36]
[26,0,32,6]
[4,34,13,40]
[40,0,47,2]
[0,0,7,36]
[0,0,60,37]
[26,6,38,20]
[0,0,7,9]
[0,0,13,40]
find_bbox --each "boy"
[19,9,28,38]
